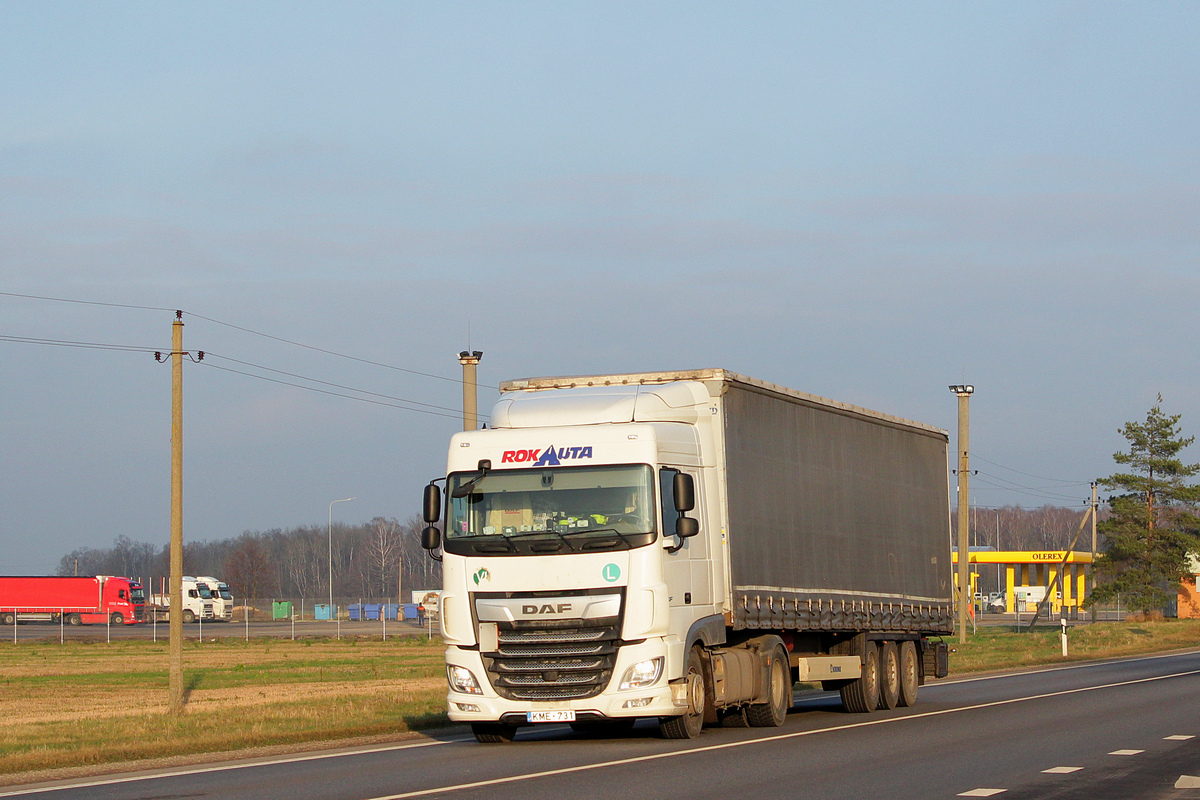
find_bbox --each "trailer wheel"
[898,641,919,707]
[0,612,14,626]
[747,644,791,727]
[183,609,196,624]
[839,641,880,713]
[471,722,518,743]
[67,613,82,626]
[878,641,900,710]
[659,646,706,739]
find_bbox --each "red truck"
[0,576,145,626]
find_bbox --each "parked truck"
[149,577,214,623]
[195,576,234,620]
[420,369,953,742]
[0,575,144,625]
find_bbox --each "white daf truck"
[420,369,952,743]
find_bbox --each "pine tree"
[1089,395,1200,613]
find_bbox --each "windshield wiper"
[560,527,642,548]
[503,528,578,551]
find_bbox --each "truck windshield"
[446,464,655,555]
[129,586,145,604]
[197,585,212,599]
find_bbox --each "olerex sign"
[500,444,594,467]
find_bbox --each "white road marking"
[4,652,1198,798]
[958,790,1006,797]
[1041,766,1083,774]
[0,738,466,798]
[1176,775,1200,788]
[1108,749,1145,756]
[1166,735,1196,740]
[368,668,1200,800]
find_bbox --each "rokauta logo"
[500,445,594,466]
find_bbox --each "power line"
[0,291,174,313]
[198,361,471,422]
[0,334,161,353]
[971,474,1090,505]
[973,454,1092,486]
[184,311,497,390]
[202,352,476,418]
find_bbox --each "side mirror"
[673,472,695,513]
[675,516,699,540]
[421,525,442,551]
[423,483,442,524]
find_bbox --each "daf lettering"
[521,603,572,615]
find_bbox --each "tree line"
[56,516,441,602]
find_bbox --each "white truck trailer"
[420,369,952,742]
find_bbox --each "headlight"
[619,656,664,690]
[447,665,483,695]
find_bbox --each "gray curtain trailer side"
[716,377,954,637]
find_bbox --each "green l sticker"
[602,563,621,583]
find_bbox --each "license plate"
[527,710,575,723]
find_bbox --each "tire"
[182,609,196,624]
[659,646,706,739]
[472,722,518,743]
[110,613,124,626]
[0,612,14,626]
[746,644,791,727]
[67,613,82,626]
[839,641,880,713]
[878,641,900,710]
[898,641,920,707]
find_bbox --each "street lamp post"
[328,497,356,625]
[949,384,973,644]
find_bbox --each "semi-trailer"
[419,369,953,742]
[0,575,144,625]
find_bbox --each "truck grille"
[483,619,620,701]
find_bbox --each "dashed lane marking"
[1108,749,1145,756]
[958,790,1007,797]
[1042,766,1083,773]
[1166,735,1197,741]
[1177,775,1200,789]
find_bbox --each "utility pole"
[155,311,203,714]
[949,384,974,644]
[1090,481,1098,622]
[167,312,185,714]
[458,350,483,431]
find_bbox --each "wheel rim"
[687,668,705,717]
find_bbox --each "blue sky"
[3,2,1198,572]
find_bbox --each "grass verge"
[0,635,447,778]
[1,621,1198,781]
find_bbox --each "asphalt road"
[5,650,1200,800]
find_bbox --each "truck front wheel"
[472,723,518,743]
[840,641,880,713]
[183,609,196,624]
[110,613,125,626]
[746,644,791,727]
[659,646,706,739]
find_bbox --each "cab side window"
[659,468,681,540]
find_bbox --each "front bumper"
[445,640,683,723]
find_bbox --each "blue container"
[382,603,401,620]
[348,603,364,621]
[402,603,419,621]
[314,603,335,621]
[365,603,382,620]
